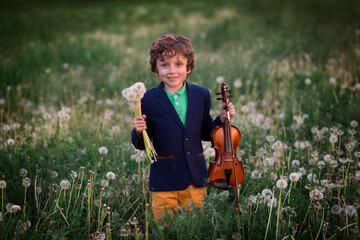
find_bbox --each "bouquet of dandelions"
[122,82,157,163]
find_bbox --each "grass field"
[1,0,360,239]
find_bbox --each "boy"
[131,34,235,222]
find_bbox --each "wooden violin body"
[207,83,245,214]
[208,124,244,189]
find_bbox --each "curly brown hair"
[149,34,195,75]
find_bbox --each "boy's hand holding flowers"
[122,82,157,163]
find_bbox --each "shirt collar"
[163,81,187,96]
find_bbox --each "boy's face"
[156,53,190,94]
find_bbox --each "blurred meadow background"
[1,0,360,239]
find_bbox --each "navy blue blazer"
[131,82,222,191]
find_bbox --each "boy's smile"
[156,54,190,94]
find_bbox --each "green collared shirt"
[164,82,188,126]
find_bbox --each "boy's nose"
[168,65,175,73]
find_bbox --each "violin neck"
[224,118,233,153]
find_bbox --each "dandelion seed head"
[6,139,15,146]
[11,204,21,212]
[22,177,31,188]
[70,170,78,179]
[276,178,288,189]
[51,171,58,179]
[233,78,242,88]
[261,188,272,199]
[106,171,116,180]
[329,134,338,143]
[0,180,6,189]
[304,78,311,85]
[331,205,342,215]
[99,146,108,155]
[350,120,358,128]
[289,172,300,182]
[309,189,324,200]
[60,179,71,190]
[20,168,28,177]
[329,77,336,85]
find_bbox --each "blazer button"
[187,152,191,156]
[184,136,189,141]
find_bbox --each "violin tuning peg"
[227,89,232,93]
[215,92,221,95]
[228,94,234,98]
[216,97,223,100]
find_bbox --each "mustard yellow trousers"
[151,184,207,222]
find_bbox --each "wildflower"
[345,205,356,217]
[43,112,52,120]
[101,179,109,188]
[266,135,275,143]
[291,160,300,168]
[266,197,277,208]
[307,173,318,183]
[339,158,350,164]
[329,77,336,85]
[345,142,354,152]
[6,139,15,146]
[324,154,333,163]
[94,232,106,240]
[329,134,338,143]
[122,82,156,163]
[251,170,262,179]
[0,180,6,189]
[309,189,324,200]
[111,125,121,133]
[106,171,116,180]
[45,68,51,74]
[6,203,13,213]
[304,78,311,85]
[51,171,58,179]
[120,226,130,237]
[289,172,300,182]
[276,178,288,189]
[233,78,242,88]
[219,190,229,197]
[20,168,28,177]
[70,170,78,179]
[22,177,31,188]
[36,186,42,195]
[216,76,224,84]
[350,120,358,128]
[263,157,276,166]
[99,147,108,155]
[129,216,139,225]
[60,179,71,190]
[331,205,342,215]
[261,188,273,199]
[11,205,21,212]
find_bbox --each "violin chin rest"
[211,179,234,190]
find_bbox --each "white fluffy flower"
[289,172,300,182]
[122,82,146,108]
[99,147,108,155]
[22,177,31,188]
[309,189,324,200]
[276,178,288,189]
[0,180,6,189]
[106,171,116,180]
[60,179,71,190]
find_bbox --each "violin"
[208,83,244,214]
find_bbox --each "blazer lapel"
[156,83,184,130]
[184,83,200,129]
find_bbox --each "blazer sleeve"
[131,129,145,150]
[201,88,223,141]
